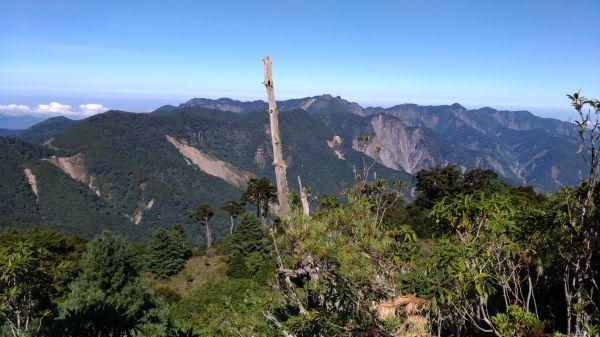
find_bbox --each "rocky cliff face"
[353,115,440,174]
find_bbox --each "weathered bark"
[277,255,319,287]
[297,175,310,215]
[229,215,235,234]
[263,56,289,214]
[204,219,212,249]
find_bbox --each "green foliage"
[0,92,595,337]
[13,116,76,144]
[172,278,277,336]
[415,166,509,209]
[189,204,214,247]
[56,232,156,336]
[225,213,273,280]
[0,236,71,337]
[220,200,245,219]
[220,200,245,233]
[492,305,545,337]
[274,189,413,335]
[147,226,191,279]
[189,204,213,223]
[317,194,339,211]
[242,177,277,221]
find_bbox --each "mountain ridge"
[0,94,586,241]
[154,94,583,190]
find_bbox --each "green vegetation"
[13,116,76,144]
[147,225,191,279]
[220,200,245,234]
[242,177,277,225]
[1,107,408,243]
[189,204,214,249]
[0,94,597,336]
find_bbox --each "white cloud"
[79,103,108,115]
[0,104,31,114]
[36,102,73,114]
[0,102,108,117]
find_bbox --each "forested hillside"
[1,93,598,337]
[0,107,406,242]
[0,94,589,242]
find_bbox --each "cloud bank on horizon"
[0,102,108,118]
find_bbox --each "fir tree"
[56,232,155,337]
[147,229,186,279]
[226,214,272,279]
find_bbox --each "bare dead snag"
[263,56,290,214]
[297,176,310,215]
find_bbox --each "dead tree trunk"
[297,176,310,215]
[263,56,289,214]
[204,220,212,249]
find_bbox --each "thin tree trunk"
[229,216,235,234]
[298,175,310,215]
[204,219,212,249]
[263,56,289,214]
[565,268,572,337]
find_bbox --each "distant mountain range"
[0,113,46,130]
[157,95,584,190]
[0,94,586,241]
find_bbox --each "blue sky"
[0,0,599,120]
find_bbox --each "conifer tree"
[226,214,271,278]
[189,204,214,249]
[242,177,277,225]
[221,200,245,234]
[56,232,155,337]
[147,229,186,278]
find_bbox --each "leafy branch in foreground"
[0,240,70,337]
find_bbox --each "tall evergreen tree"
[221,200,246,234]
[242,177,277,225]
[55,232,155,337]
[147,228,186,279]
[189,204,214,249]
[226,214,272,279]
[171,224,192,259]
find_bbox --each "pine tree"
[189,204,214,249]
[226,214,272,278]
[221,200,246,234]
[147,229,185,279]
[56,232,155,337]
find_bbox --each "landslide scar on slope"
[45,153,100,196]
[166,135,255,188]
[23,168,38,201]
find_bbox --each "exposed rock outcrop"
[327,135,345,160]
[254,146,267,170]
[353,115,437,174]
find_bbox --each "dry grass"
[372,293,432,337]
[146,254,227,298]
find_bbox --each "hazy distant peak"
[149,95,573,139]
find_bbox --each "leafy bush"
[492,305,545,337]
